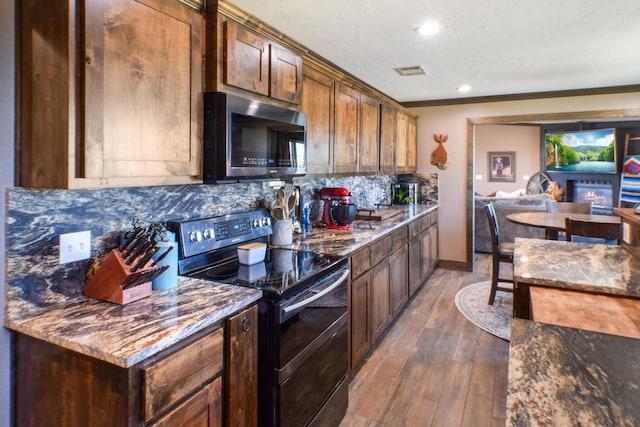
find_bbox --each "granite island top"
[508,318,640,426]
[5,203,437,368]
[5,276,262,368]
[513,238,640,298]
[277,203,438,256]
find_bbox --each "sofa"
[474,193,551,253]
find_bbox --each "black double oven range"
[168,210,349,427]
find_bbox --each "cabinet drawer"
[370,235,392,266]
[144,328,224,421]
[430,209,438,224]
[408,219,422,239]
[420,213,432,230]
[391,227,407,251]
[351,247,371,279]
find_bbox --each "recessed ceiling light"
[394,65,427,76]
[417,21,441,36]
[457,84,471,92]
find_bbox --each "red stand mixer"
[319,187,357,230]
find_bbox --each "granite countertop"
[6,276,262,368]
[6,203,437,368]
[279,203,438,256]
[513,238,640,298]
[508,318,640,426]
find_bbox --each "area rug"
[454,281,512,341]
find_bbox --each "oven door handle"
[281,268,350,316]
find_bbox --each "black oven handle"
[281,268,350,316]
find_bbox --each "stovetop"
[167,210,347,298]
[189,248,345,297]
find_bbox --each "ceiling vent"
[394,65,427,76]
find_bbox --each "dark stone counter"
[508,319,640,426]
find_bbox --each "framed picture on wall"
[488,151,515,182]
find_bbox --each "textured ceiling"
[228,0,640,103]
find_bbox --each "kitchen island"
[512,238,640,320]
[508,318,640,426]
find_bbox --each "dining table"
[506,211,621,239]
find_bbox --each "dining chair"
[565,217,621,245]
[484,203,514,305]
[546,201,592,240]
[546,201,592,214]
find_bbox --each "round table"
[506,212,621,240]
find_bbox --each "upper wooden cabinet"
[380,104,397,174]
[334,83,361,173]
[222,20,302,104]
[18,0,203,189]
[359,93,380,173]
[223,20,269,96]
[395,111,418,173]
[302,68,334,174]
[333,84,382,174]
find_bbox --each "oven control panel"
[168,210,273,258]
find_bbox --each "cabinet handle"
[242,316,251,332]
[85,56,92,65]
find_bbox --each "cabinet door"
[429,225,439,270]
[350,272,370,370]
[408,236,422,297]
[380,104,396,174]
[406,116,418,172]
[270,43,303,103]
[370,260,390,343]
[395,111,409,172]
[389,245,408,317]
[223,20,269,95]
[359,93,380,172]
[84,0,202,181]
[302,68,334,174]
[334,83,360,173]
[419,229,432,282]
[152,378,222,427]
[226,305,258,427]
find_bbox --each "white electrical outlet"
[59,231,91,264]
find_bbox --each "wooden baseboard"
[437,259,469,271]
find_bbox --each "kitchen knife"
[131,246,158,272]
[118,227,144,252]
[125,239,152,265]
[122,232,148,259]
[151,246,174,267]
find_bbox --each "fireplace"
[568,180,614,214]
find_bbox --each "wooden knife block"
[84,249,153,305]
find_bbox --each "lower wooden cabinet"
[348,211,437,372]
[389,245,409,318]
[350,271,371,370]
[13,304,257,427]
[151,378,222,427]
[370,259,391,343]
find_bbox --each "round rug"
[454,281,512,341]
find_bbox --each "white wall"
[412,92,640,264]
[1,0,14,425]
[475,124,540,195]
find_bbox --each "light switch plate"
[59,231,91,264]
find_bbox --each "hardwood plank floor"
[340,254,510,427]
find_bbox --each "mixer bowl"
[330,203,357,226]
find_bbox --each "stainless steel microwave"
[203,92,307,183]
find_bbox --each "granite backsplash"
[5,173,437,315]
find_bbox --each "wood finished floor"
[339,254,510,427]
